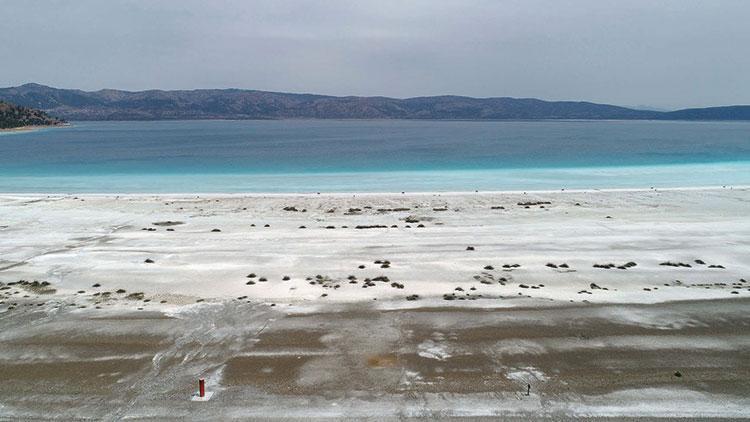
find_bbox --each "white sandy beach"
[1,187,748,306]
[1,187,749,419]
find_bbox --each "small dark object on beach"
[144,259,155,264]
[455,287,464,291]
[695,259,706,265]
[282,276,290,281]
[299,225,306,229]
[258,277,267,282]
[166,228,174,231]
[559,263,569,268]
[264,224,270,228]
[466,246,475,251]
[406,294,419,301]
[321,293,328,297]
[590,283,601,289]
[211,228,221,232]
[484,265,494,270]
[358,265,365,269]
[708,264,725,269]
[517,201,551,206]
[417,224,425,228]
[92,283,101,288]
[660,261,692,268]
[77,290,85,294]
[116,289,126,294]
[674,371,682,377]
[247,273,256,278]
[326,226,335,229]
[519,284,529,289]
[546,263,557,268]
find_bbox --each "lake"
[1,119,749,193]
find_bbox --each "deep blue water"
[1,120,749,192]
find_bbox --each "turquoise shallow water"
[1,120,749,193]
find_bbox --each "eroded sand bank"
[0,188,749,419]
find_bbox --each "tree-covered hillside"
[0,101,65,129]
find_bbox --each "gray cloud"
[1,0,748,109]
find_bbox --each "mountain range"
[0,83,748,121]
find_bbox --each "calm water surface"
[1,120,748,192]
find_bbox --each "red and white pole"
[199,378,205,398]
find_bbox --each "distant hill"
[0,100,66,129]
[660,105,750,121]
[0,83,747,121]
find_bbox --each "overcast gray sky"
[2,0,749,109]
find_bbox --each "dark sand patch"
[0,357,153,394]
[223,355,313,394]
[253,329,326,350]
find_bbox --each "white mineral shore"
[0,187,747,307]
[1,188,749,419]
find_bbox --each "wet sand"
[1,299,749,419]
[1,188,749,419]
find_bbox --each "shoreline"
[0,123,70,134]
[0,184,747,198]
[1,160,748,194]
